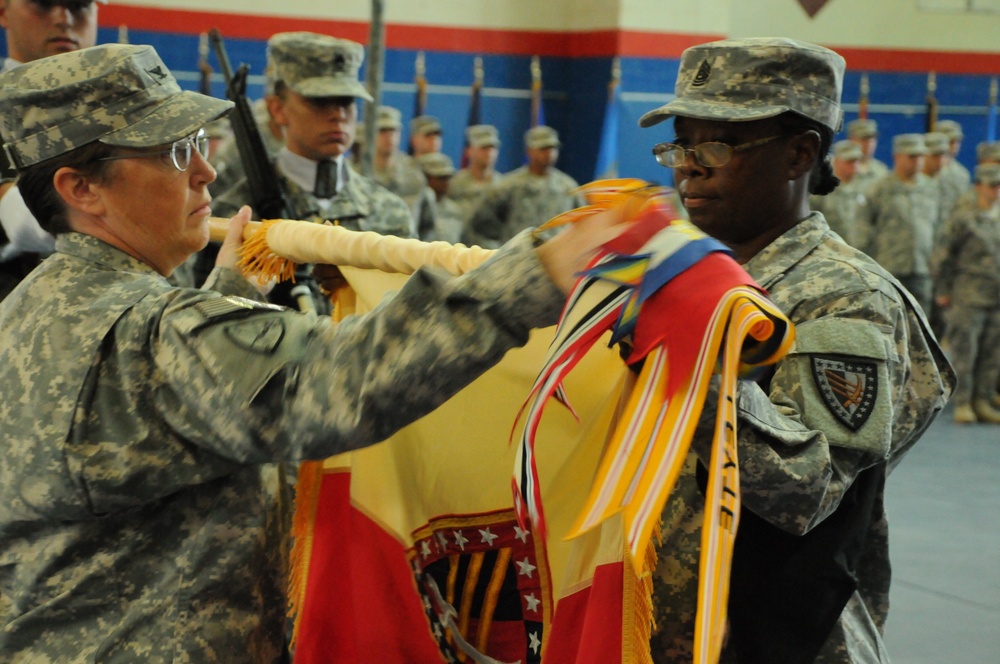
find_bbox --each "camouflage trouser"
[943,304,1000,406]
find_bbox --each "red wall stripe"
[100,4,998,73]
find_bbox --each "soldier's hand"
[215,205,252,274]
[534,207,626,293]
[313,263,348,295]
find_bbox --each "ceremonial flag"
[925,71,938,133]
[988,77,998,143]
[408,51,428,156]
[233,182,794,664]
[858,73,869,121]
[593,58,622,181]
[530,55,546,128]
[461,57,485,169]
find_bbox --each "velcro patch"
[811,356,878,430]
[223,318,285,355]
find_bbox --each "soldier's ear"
[787,129,821,182]
[266,95,288,128]
[53,166,106,217]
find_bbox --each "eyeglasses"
[652,135,784,169]
[28,0,94,15]
[99,129,210,172]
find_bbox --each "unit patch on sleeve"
[811,356,878,430]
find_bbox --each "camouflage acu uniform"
[0,230,563,662]
[856,172,940,313]
[212,158,414,237]
[374,151,429,222]
[651,215,953,664]
[810,178,866,246]
[463,166,583,249]
[930,203,1000,409]
[449,167,503,224]
[853,157,888,193]
[637,37,954,664]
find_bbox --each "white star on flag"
[513,525,530,543]
[524,592,540,613]
[479,527,498,547]
[529,630,541,654]
[516,557,537,578]
[433,621,443,639]
[420,540,432,559]
[453,530,468,551]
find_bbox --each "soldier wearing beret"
[931,163,1000,423]
[449,123,503,224]
[0,0,103,301]
[856,133,941,314]
[638,37,953,663]
[0,43,624,662]
[464,125,584,249]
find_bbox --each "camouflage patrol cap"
[976,141,1000,163]
[893,133,927,156]
[267,32,373,102]
[0,44,232,170]
[638,37,844,132]
[923,132,949,155]
[847,118,878,139]
[466,124,500,148]
[525,125,560,149]
[832,139,863,161]
[416,152,456,178]
[974,163,1000,185]
[411,115,442,136]
[377,106,402,130]
[935,119,964,141]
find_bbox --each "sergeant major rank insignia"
[812,356,877,430]
[691,59,711,87]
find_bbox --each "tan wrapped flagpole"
[208,217,495,276]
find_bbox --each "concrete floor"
[882,408,1000,663]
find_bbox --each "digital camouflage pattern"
[0,230,563,661]
[650,214,954,663]
[373,151,429,224]
[810,178,867,246]
[212,161,414,237]
[638,38,845,132]
[853,157,889,192]
[266,32,372,102]
[930,201,1000,407]
[462,165,583,249]
[0,44,231,169]
[856,171,940,312]
[448,167,503,224]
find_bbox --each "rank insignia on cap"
[691,59,711,87]
[812,356,877,430]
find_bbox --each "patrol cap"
[0,44,232,170]
[893,133,927,156]
[377,106,402,130]
[976,141,1000,163]
[638,37,844,132]
[267,32,373,102]
[416,152,456,178]
[847,118,878,139]
[974,163,1000,185]
[466,124,500,148]
[935,119,964,141]
[411,115,442,136]
[923,132,949,155]
[525,125,560,149]
[832,139,863,161]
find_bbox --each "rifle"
[208,28,290,221]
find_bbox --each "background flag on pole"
[988,77,998,143]
[593,57,622,180]
[925,71,938,133]
[461,57,484,168]
[858,73,869,120]
[530,55,545,128]
[118,24,128,44]
[409,51,428,155]
[198,32,212,97]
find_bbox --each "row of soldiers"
[810,119,1000,424]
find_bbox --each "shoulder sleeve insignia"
[811,356,878,430]
[223,317,286,355]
